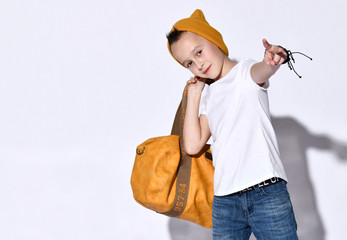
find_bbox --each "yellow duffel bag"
[130,85,214,228]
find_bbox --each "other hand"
[263,38,287,66]
[186,76,206,94]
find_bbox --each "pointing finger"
[262,38,272,51]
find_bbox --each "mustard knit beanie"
[167,9,229,65]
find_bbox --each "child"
[167,9,298,240]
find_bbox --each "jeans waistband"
[234,177,283,196]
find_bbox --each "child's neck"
[214,57,237,81]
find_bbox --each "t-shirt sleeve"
[242,58,270,90]
[199,84,208,116]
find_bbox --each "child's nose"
[197,61,204,70]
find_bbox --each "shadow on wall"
[169,115,347,240]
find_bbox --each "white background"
[0,0,346,239]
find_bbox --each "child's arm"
[251,38,288,85]
[183,77,211,155]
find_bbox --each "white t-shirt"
[200,59,287,196]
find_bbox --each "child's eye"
[187,61,192,68]
[197,50,202,56]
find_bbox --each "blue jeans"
[212,180,298,240]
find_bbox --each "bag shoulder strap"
[162,86,192,217]
[170,86,187,136]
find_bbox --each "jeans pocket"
[212,195,237,221]
[260,180,288,197]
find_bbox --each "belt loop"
[255,184,261,194]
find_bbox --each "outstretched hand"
[263,39,287,66]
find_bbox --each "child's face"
[171,31,227,80]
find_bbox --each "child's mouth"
[204,65,211,74]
